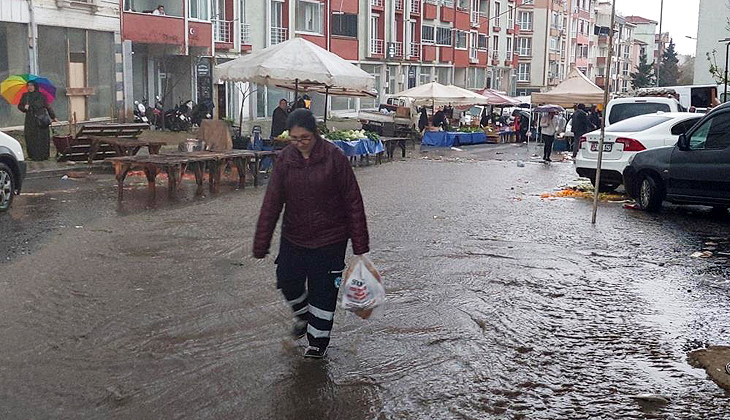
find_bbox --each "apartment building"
[567,0,596,80]
[122,0,218,118]
[513,0,573,96]
[487,0,518,95]
[694,0,728,84]
[625,15,656,65]
[1,0,122,129]
[594,3,637,93]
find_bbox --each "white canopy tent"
[214,38,376,125]
[396,82,489,107]
[531,68,604,106]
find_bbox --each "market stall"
[214,38,376,134]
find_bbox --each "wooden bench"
[107,150,276,201]
[87,136,167,164]
[53,123,150,162]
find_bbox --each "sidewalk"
[25,160,111,179]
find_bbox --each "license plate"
[590,142,612,152]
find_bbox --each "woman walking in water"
[253,109,370,358]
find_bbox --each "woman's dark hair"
[286,108,317,133]
[27,81,38,89]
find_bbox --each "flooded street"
[1,144,729,419]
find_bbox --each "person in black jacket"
[571,104,589,158]
[18,81,57,161]
[432,107,447,130]
[418,107,429,132]
[270,99,289,138]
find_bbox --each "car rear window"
[608,103,672,124]
[606,115,673,132]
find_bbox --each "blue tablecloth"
[331,138,384,157]
[422,131,487,147]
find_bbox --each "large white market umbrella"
[396,82,488,107]
[214,38,375,95]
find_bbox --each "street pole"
[656,0,663,86]
[591,0,616,225]
[722,39,730,102]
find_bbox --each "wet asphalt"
[1,143,729,420]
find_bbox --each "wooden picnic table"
[107,149,278,201]
[87,136,167,164]
[380,137,410,161]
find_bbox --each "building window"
[436,27,453,46]
[518,11,532,31]
[518,63,530,82]
[550,37,559,51]
[189,0,210,20]
[517,37,531,56]
[622,62,629,76]
[478,34,488,50]
[295,0,323,34]
[422,25,435,44]
[506,37,512,57]
[622,79,629,93]
[493,2,501,27]
[420,66,432,85]
[455,31,467,49]
[521,0,533,4]
[331,13,357,37]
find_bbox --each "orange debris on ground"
[540,188,628,202]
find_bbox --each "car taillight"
[579,136,587,148]
[616,137,646,152]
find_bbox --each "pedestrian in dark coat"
[18,81,57,161]
[270,99,289,138]
[571,104,590,158]
[253,109,370,359]
[432,108,447,130]
[418,107,429,132]
[588,106,601,130]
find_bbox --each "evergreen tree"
[630,52,655,89]
[657,39,680,87]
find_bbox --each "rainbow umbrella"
[1,74,57,105]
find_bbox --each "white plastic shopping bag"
[341,255,385,319]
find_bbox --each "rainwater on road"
[1,144,729,420]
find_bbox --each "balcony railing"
[471,11,479,24]
[395,0,404,11]
[371,0,384,7]
[471,48,479,61]
[492,50,499,60]
[505,51,512,60]
[410,0,421,14]
[271,26,288,45]
[409,42,421,58]
[508,19,514,28]
[241,23,251,45]
[213,19,233,43]
[370,38,384,55]
[394,41,404,57]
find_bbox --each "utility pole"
[591,0,616,225]
[656,0,663,86]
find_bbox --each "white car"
[0,131,26,212]
[575,112,702,191]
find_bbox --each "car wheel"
[0,162,15,212]
[637,174,663,212]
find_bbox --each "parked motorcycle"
[133,100,149,124]
[164,99,193,132]
[191,99,214,127]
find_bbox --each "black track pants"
[276,237,347,349]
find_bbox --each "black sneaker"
[292,320,307,340]
[303,346,328,359]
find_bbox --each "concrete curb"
[26,164,113,180]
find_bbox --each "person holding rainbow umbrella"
[1,74,58,160]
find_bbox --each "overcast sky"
[614,0,700,56]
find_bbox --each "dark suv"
[623,102,730,212]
